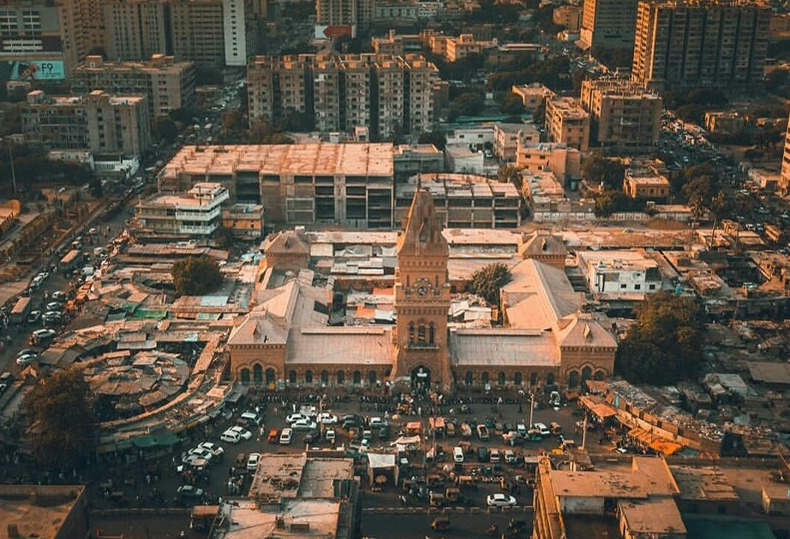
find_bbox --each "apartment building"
[779,109,790,196]
[247,53,438,139]
[553,5,582,32]
[103,0,256,67]
[631,0,771,91]
[316,0,374,31]
[58,0,106,71]
[580,78,662,154]
[371,30,424,56]
[545,97,590,152]
[71,54,196,117]
[579,0,638,50]
[511,83,556,113]
[372,0,442,23]
[494,122,538,162]
[516,141,582,185]
[158,143,396,228]
[394,173,521,228]
[444,34,495,62]
[136,182,230,237]
[21,89,151,156]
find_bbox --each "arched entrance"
[240,368,250,384]
[411,366,431,392]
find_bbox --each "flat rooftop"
[550,470,649,499]
[161,143,395,178]
[670,466,740,502]
[215,498,341,539]
[248,454,355,500]
[619,497,686,535]
[0,485,85,539]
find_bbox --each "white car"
[187,447,214,462]
[325,429,336,443]
[229,426,253,440]
[532,423,550,436]
[197,442,224,458]
[486,493,517,507]
[16,354,38,366]
[247,453,261,471]
[317,412,338,425]
[291,418,317,431]
[286,413,310,425]
[368,417,387,429]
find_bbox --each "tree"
[470,262,512,306]
[582,154,625,190]
[615,292,705,385]
[215,226,235,249]
[450,92,485,118]
[89,177,103,198]
[499,92,525,115]
[418,131,448,150]
[24,368,96,469]
[172,256,223,296]
[153,117,178,143]
[498,165,523,191]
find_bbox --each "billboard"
[0,60,65,81]
[314,25,355,40]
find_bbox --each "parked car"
[286,413,310,425]
[476,424,490,441]
[325,429,336,443]
[26,310,41,324]
[368,417,388,429]
[291,418,317,431]
[240,411,263,426]
[51,291,68,302]
[486,493,517,507]
[317,412,338,425]
[177,485,204,499]
[30,328,56,345]
[279,428,293,445]
[304,430,321,444]
[16,354,38,366]
[247,453,261,471]
[197,442,224,459]
[45,302,63,313]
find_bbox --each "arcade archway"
[411,366,431,392]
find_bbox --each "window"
[288,370,297,384]
[353,370,361,384]
[465,371,473,385]
[337,370,345,384]
[634,284,641,290]
[253,364,263,383]
[481,372,489,385]
[305,370,313,383]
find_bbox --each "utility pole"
[1,139,17,194]
[581,413,588,450]
[528,392,535,427]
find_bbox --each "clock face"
[417,286,428,297]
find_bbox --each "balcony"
[174,207,221,221]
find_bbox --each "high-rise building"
[545,97,590,152]
[579,0,638,50]
[102,0,257,67]
[21,89,151,156]
[315,0,373,32]
[580,77,663,154]
[780,110,790,196]
[247,53,438,138]
[58,0,106,71]
[103,0,169,61]
[631,0,771,91]
[71,54,196,117]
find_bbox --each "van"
[453,446,464,463]
[240,411,263,426]
[279,427,293,445]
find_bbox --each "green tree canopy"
[153,116,178,143]
[418,131,447,150]
[499,92,525,115]
[24,368,96,469]
[582,154,626,190]
[470,262,512,306]
[172,256,223,296]
[615,292,706,385]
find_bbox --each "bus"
[10,297,32,324]
[60,249,83,273]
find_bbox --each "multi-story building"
[58,0,106,72]
[103,0,169,61]
[580,78,662,153]
[511,83,556,113]
[316,0,374,32]
[70,54,196,117]
[444,34,495,62]
[545,97,590,152]
[84,90,151,156]
[553,5,582,32]
[135,182,230,237]
[0,0,71,79]
[372,0,442,23]
[494,122,538,162]
[578,250,663,297]
[579,0,638,50]
[516,141,582,186]
[779,109,790,196]
[247,53,438,138]
[21,89,151,156]
[103,0,256,67]
[394,173,521,228]
[371,30,423,55]
[221,203,265,239]
[623,162,671,200]
[158,143,396,228]
[631,0,771,91]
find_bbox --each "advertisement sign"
[0,60,65,81]
[314,25,355,40]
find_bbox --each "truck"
[10,297,32,324]
[60,249,83,273]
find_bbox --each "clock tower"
[393,190,451,390]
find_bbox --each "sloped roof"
[264,230,311,256]
[450,328,558,366]
[228,314,289,346]
[556,312,617,349]
[520,230,567,258]
[502,259,582,330]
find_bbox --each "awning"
[628,428,682,456]
[589,403,617,419]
